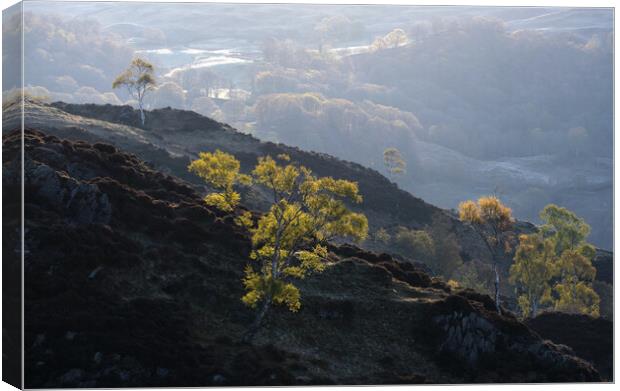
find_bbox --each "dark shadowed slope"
[3,128,603,386]
[527,312,613,381]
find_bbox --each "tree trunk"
[494,263,501,314]
[242,298,271,343]
[138,104,145,126]
[475,228,502,315]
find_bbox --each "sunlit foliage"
[542,205,600,317]
[554,278,600,317]
[446,279,461,290]
[187,150,251,212]
[458,196,513,312]
[458,200,481,224]
[539,204,591,255]
[459,196,513,251]
[2,88,49,110]
[371,214,462,279]
[509,233,555,318]
[242,154,368,338]
[510,204,600,318]
[189,151,368,340]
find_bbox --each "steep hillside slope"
[3,129,603,386]
[2,100,492,263]
[3,100,612,297]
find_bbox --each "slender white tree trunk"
[475,228,502,314]
[138,101,145,125]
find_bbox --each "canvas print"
[2,1,614,387]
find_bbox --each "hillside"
[527,312,613,381]
[2,100,492,263]
[2,100,612,297]
[3,128,605,386]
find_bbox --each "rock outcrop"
[431,294,599,382]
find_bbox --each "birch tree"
[189,152,368,341]
[458,196,513,313]
[113,58,156,125]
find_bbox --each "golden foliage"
[458,200,481,224]
[459,196,513,228]
[477,196,513,230]
[458,196,513,254]
[242,267,302,312]
[190,150,368,315]
[188,149,251,212]
[554,278,600,317]
[234,211,254,230]
[245,155,368,311]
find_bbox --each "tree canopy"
[539,204,591,255]
[383,147,406,178]
[112,57,156,124]
[458,196,513,312]
[189,151,368,340]
[393,227,434,261]
[509,204,600,318]
[459,196,513,251]
[188,149,251,212]
[509,233,555,318]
